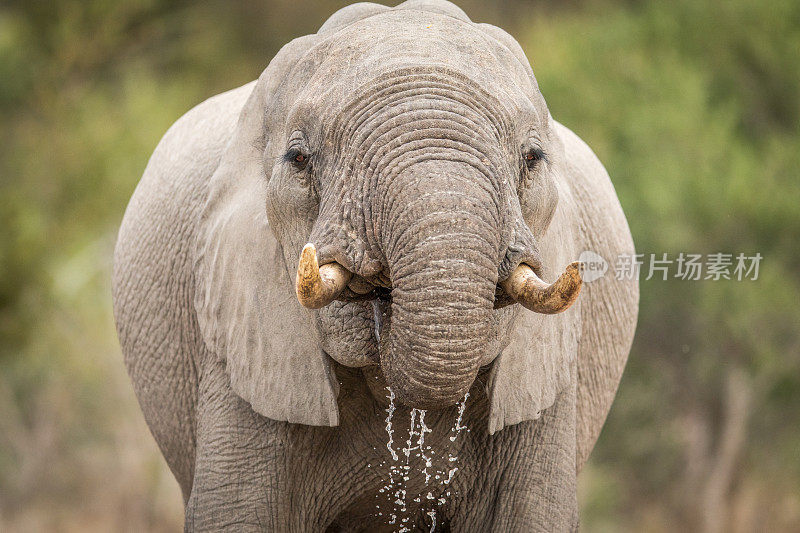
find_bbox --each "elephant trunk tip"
[382,366,476,410]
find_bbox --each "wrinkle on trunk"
[378,160,502,408]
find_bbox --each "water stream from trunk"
[376,388,470,532]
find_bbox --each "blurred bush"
[0,0,797,530]
[521,1,800,530]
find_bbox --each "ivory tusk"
[500,261,583,314]
[295,243,352,309]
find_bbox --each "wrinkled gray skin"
[112,1,638,531]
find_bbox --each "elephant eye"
[524,147,546,170]
[284,147,310,170]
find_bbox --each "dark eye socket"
[524,147,546,170]
[284,147,310,169]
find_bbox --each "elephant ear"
[487,159,581,434]
[193,38,339,427]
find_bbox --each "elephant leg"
[186,354,298,532]
[492,392,578,532]
[452,381,579,532]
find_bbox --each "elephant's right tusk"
[501,262,583,314]
[296,243,352,309]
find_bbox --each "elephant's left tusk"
[501,262,583,314]
[296,243,352,309]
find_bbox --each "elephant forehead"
[315,65,522,147]
[300,10,535,110]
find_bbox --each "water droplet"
[385,388,398,461]
[449,392,469,442]
[427,509,437,532]
[372,299,383,343]
[375,390,469,530]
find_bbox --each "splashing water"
[376,389,470,532]
[403,409,419,465]
[449,392,469,442]
[379,387,406,529]
[443,467,458,485]
[372,299,383,343]
[427,510,437,532]
[385,388,398,461]
[417,411,433,483]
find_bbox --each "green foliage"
[0,0,798,529]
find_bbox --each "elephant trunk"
[379,161,501,409]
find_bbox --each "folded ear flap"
[194,64,339,426]
[487,176,581,434]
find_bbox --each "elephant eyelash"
[524,148,547,170]
[283,147,311,169]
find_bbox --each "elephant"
[112,1,638,530]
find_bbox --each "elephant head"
[194,0,583,432]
